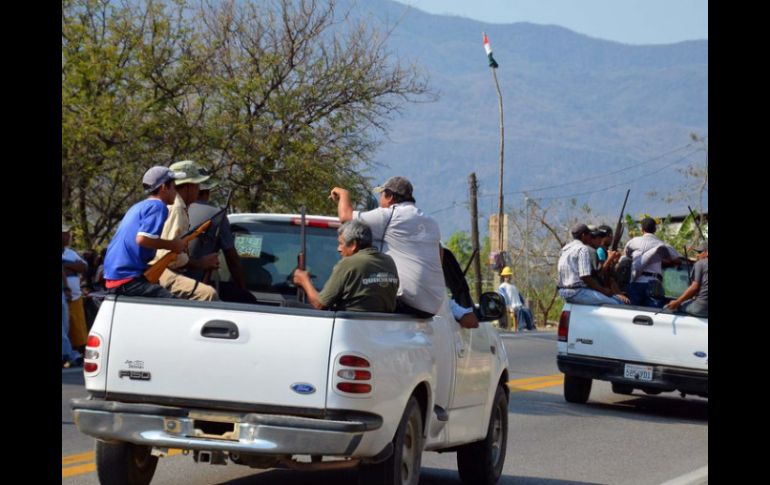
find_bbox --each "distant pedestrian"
[62,264,82,368]
[62,223,89,354]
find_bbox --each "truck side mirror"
[478,292,505,320]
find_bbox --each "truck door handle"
[201,320,240,339]
[633,316,653,326]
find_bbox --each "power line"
[428,144,702,215]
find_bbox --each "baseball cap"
[143,166,186,193]
[571,223,589,238]
[169,160,211,186]
[373,176,413,198]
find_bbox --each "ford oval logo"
[291,383,316,395]
[694,351,707,358]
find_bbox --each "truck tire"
[563,374,592,404]
[456,385,508,485]
[612,382,634,395]
[95,440,158,485]
[359,396,424,485]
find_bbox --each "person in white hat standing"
[498,266,523,331]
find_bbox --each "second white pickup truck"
[557,266,708,403]
[72,213,512,485]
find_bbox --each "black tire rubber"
[95,440,159,485]
[359,396,424,485]
[612,382,634,395]
[456,385,508,485]
[563,374,592,404]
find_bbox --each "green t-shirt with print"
[318,247,399,312]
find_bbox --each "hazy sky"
[397,0,708,45]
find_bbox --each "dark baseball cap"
[143,166,186,193]
[571,223,589,238]
[374,176,413,198]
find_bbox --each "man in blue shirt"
[103,166,187,298]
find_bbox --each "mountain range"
[338,0,708,238]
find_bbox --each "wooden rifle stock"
[611,189,631,251]
[144,220,212,284]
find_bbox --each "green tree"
[62,0,210,248]
[62,0,430,248]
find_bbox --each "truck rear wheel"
[456,385,508,485]
[564,374,592,404]
[95,440,158,485]
[359,396,424,485]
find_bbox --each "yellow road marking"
[507,373,564,393]
[62,462,96,478]
[62,449,182,478]
[61,451,94,466]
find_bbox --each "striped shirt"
[557,240,593,292]
[624,233,681,282]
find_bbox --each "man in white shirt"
[331,176,445,317]
[623,217,681,307]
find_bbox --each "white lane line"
[658,465,708,485]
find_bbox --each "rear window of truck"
[228,220,340,295]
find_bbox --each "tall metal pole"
[491,68,505,253]
[469,173,482,301]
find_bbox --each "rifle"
[687,205,706,241]
[611,189,631,251]
[297,206,307,303]
[143,209,227,284]
[462,248,479,277]
[202,189,235,285]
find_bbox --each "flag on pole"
[483,32,499,68]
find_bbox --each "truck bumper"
[71,398,382,456]
[557,354,708,396]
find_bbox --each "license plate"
[623,364,653,381]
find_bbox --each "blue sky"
[396,0,708,45]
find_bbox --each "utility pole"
[469,173,482,301]
[524,196,530,295]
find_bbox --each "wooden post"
[469,173,482,302]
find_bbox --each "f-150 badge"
[119,370,152,381]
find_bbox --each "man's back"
[318,247,399,312]
[354,203,444,314]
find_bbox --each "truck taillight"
[85,332,103,374]
[335,353,373,395]
[337,369,371,380]
[337,383,372,393]
[558,311,570,342]
[339,355,370,367]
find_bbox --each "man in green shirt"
[293,220,399,312]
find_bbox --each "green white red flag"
[483,32,499,68]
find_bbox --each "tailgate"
[566,304,708,369]
[104,299,334,409]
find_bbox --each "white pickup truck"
[557,266,708,403]
[72,213,511,485]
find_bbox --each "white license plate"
[623,364,653,381]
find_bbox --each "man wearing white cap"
[330,176,444,317]
[149,160,220,301]
[103,166,187,297]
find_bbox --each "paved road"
[62,330,707,484]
